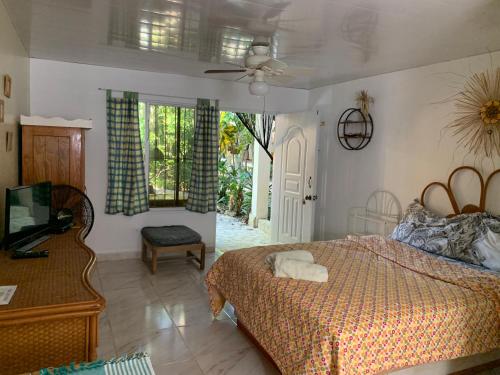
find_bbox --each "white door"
[271,111,319,243]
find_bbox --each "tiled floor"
[216,214,276,253]
[92,253,279,375]
[92,254,500,375]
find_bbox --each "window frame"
[140,99,196,209]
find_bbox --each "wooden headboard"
[420,166,500,217]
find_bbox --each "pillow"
[391,200,481,265]
[471,214,500,271]
[473,228,500,271]
[399,199,442,223]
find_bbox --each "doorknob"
[303,195,318,203]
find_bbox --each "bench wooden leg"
[200,242,206,270]
[151,248,158,274]
[141,237,205,273]
[142,240,147,263]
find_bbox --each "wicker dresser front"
[0,230,105,374]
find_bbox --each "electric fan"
[51,184,94,239]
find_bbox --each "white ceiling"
[3,0,500,89]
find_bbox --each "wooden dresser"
[0,229,105,374]
[20,116,92,191]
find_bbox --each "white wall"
[29,52,500,250]
[310,51,500,240]
[0,2,29,238]
[29,59,309,256]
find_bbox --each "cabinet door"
[22,126,84,190]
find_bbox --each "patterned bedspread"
[205,236,500,375]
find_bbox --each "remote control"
[11,249,49,259]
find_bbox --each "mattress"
[205,236,500,375]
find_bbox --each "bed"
[206,167,500,375]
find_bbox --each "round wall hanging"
[337,108,373,150]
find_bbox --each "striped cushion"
[40,353,155,375]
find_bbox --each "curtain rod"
[97,87,217,101]
[97,88,275,115]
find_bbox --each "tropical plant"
[217,112,256,219]
[241,187,253,217]
[139,103,195,203]
[217,159,233,209]
[227,169,252,216]
[219,111,254,168]
[219,121,238,155]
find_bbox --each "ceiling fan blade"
[224,61,247,69]
[283,66,315,76]
[266,74,296,85]
[204,69,247,74]
[235,74,250,82]
[260,58,288,72]
[264,2,291,19]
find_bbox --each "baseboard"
[96,249,141,261]
[96,246,215,261]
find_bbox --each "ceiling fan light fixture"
[249,80,269,96]
[252,45,269,56]
[246,54,270,68]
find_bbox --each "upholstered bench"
[141,225,205,274]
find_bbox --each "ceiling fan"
[204,38,310,96]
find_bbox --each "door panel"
[58,137,71,184]
[279,128,306,243]
[33,136,47,183]
[45,136,60,184]
[271,111,319,243]
[22,126,85,191]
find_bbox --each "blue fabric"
[40,361,106,374]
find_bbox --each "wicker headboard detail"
[420,166,500,217]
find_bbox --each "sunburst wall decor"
[447,67,500,157]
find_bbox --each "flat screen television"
[4,182,51,250]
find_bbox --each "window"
[139,102,195,207]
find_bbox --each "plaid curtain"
[105,90,149,216]
[186,99,219,213]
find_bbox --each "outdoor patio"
[215,214,275,256]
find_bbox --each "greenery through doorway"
[217,111,255,222]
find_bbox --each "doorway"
[215,110,319,254]
[215,111,274,256]
[271,111,319,243]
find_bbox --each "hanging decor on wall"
[337,90,374,150]
[356,90,374,116]
[0,99,4,123]
[3,74,11,98]
[446,67,500,157]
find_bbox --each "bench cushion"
[141,225,202,247]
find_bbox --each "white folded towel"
[274,258,328,283]
[265,250,314,270]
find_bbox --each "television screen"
[4,182,51,249]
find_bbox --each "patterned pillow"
[391,200,481,265]
[472,214,500,270]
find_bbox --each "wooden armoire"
[20,116,92,190]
